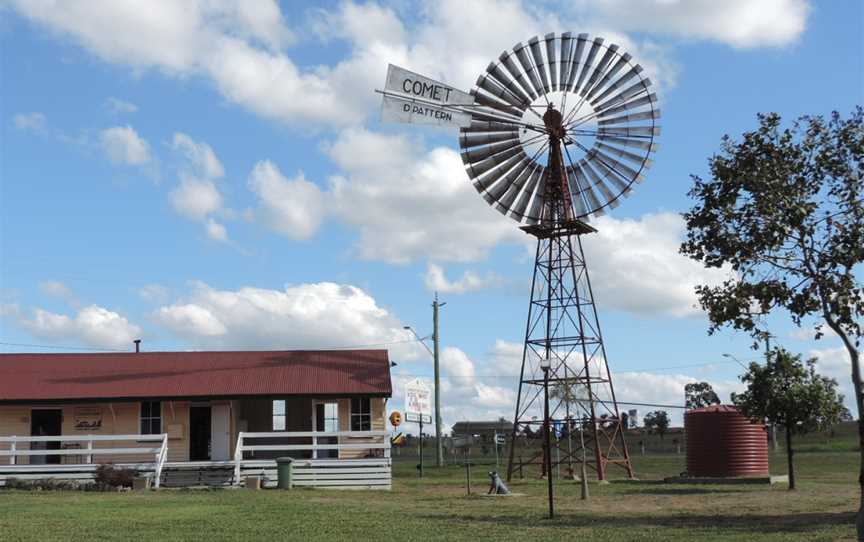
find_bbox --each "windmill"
[379,32,659,484]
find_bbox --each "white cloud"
[809,345,856,415]
[151,280,425,361]
[13,305,141,350]
[170,175,223,221]
[167,133,230,239]
[325,128,523,263]
[105,97,138,114]
[205,218,229,242]
[13,112,48,133]
[247,161,325,241]
[581,0,810,49]
[5,0,690,129]
[423,264,501,294]
[99,125,151,166]
[172,132,224,179]
[582,213,732,318]
[138,284,170,304]
[38,280,74,300]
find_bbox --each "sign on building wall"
[73,407,102,431]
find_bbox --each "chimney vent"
[134,339,141,353]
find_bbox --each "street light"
[540,355,554,519]
[403,326,433,356]
[722,353,749,370]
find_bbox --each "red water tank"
[685,405,768,477]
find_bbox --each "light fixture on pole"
[540,355,553,519]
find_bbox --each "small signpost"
[405,379,432,478]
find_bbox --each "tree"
[685,382,721,409]
[680,108,863,528]
[643,411,670,440]
[732,348,844,490]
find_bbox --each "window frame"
[272,399,286,431]
[139,401,162,435]
[350,397,371,432]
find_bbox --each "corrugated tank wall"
[685,405,769,477]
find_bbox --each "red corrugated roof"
[0,350,392,403]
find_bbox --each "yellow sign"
[389,411,402,427]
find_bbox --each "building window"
[350,398,371,431]
[272,400,286,431]
[140,401,161,435]
[322,403,339,433]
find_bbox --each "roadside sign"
[389,411,402,427]
[405,412,432,424]
[495,433,506,445]
[405,378,432,420]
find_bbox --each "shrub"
[94,465,136,489]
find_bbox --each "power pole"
[433,293,445,467]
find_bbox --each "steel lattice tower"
[506,106,634,482]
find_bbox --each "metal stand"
[506,105,634,484]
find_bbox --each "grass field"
[0,444,857,542]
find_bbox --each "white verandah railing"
[233,430,391,489]
[0,434,169,488]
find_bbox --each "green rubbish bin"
[276,457,294,489]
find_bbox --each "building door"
[189,405,212,461]
[211,403,230,461]
[314,402,339,459]
[30,409,62,465]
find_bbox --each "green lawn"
[0,448,857,541]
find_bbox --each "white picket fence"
[0,434,168,488]
[233,430,391,489]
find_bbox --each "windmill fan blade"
[559,32,573,90]
[528,37,550,94]
[545,33,558,92]
[494,162,536,213]
[462,120,525,133]
[565,33,589,91]
[564,166,590,217]
[472,154,529,192]
[574,37,603,96]
[598,109,661,127]
[594,78,652,113]
[596,93,657,119]
[581,44,618,98]
[465,146,525,180]
[597,134,660,153]
[477,73,528,110]
[499,51,537,101]
[459,131,519,148]
[598,126,660,138]
[590,65,643,106]
[585,53,631,102]
[587,148,644,183]
[471,89,524,119]
[585,152,634,193]
[596,141,654,167]
[514,43,545,97]
[510,165,543,220]
[461,138,522,163]
[574,162,604,215]
[486,62,533,106]
[526,171,547,221]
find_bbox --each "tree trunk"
[785,424,795,491]
[822,315,864,540]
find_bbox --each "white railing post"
[233,432,244,486]
[86,436,93,464]
[312,431,318,459]
[9,437,16,465]
[153,433,168,489]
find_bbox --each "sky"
[1,0,862,429]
